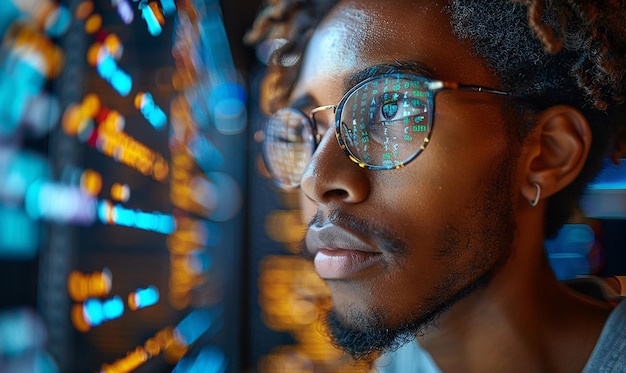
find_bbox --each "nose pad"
[300,126,370,205]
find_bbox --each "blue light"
[545,224,594,255]
[111,70,132,96]
[138,92,167,130]
[102,296,124,319]
[113,204,134,226]
[187,133,224,171]
[98,200,176,234]
[160,0,177,16]
[172,346,226,373]
[83,297,124,327]
[24,181,97,225]
[587,159,626,190]
[545,224,595,280]
[134,211,150,229]
[160,214,176,233]
[0,0,20,37]
[147,109,167,129]
[0,57,47,137]
[185,1,247,135]
[97,200,111,223]
[206,172,241,222]
[188,249,212,274]
[84,299,105,326]
[0,206,39,259]
[140,4,163,36]
[96,50,133,96]
[0,149,51,202]
[202,221,222,247]
[580,158,626,218]
[209,82,246,135]
[0,308,47,357]
[133,286,160,309]
[44,5,71,37]
[96,53,117,80]
[174,309,212,346]
[113,0,134,24]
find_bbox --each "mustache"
[299,209,408,260]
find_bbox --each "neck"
[418,227,612,373]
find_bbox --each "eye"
[381,93,399,120]
[376,93,427,125]
[265,108,311,143]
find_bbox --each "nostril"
[324,189,349,199]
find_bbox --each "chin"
[323,304,422,361]
[322,270,495,359]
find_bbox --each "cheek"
[299,191,316,224]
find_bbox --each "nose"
[300,127,370,205]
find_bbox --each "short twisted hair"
[246,0,626,237]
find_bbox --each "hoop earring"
[529,182,541,207]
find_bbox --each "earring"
[529,182,541,207]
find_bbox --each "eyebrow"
[344,60,438,92]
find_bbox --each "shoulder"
[582,300,626,373]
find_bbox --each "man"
[246,0,626,371]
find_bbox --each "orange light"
[100,200,115,224]
[62,104,83,136]
[101,347,149,373]
[80,169,102,196]
[144,338,161,357]
[104,33,123,59]
[67,271,88,301]
[162,335,188,364]
[85,14,102,34]
[67,269,112,302]
[110,183,130,202]
[75,1,94,19]
[148,2,165,25]
[28,1,57,30]
[127,291,138,311]
[81,93,101,118]
[153,158,169,181]
[11,24,65,78]
[71,304,91,332]
[134,92,145,109]
[86,43,102,66]
[100,110,124,133]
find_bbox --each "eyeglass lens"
[262,75,436,188]
[337,75,433,169]
[262,108,316,188]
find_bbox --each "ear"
[520,105,591,205]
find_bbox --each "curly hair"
[244,0,338,114]
[245,0,626,237]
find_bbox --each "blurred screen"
[0,0,248,371]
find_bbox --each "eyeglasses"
[262,73,514,189]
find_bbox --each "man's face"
[290,0,523,358]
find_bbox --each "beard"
[317,152,519,361]
[324,271,493,361]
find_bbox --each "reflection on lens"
[262,109,314,188]
[337,75,433,169]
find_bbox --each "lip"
[306,224,383,279]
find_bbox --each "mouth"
[305,224,384,280]
[314,248,383,279]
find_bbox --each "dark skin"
[290,0,614,371]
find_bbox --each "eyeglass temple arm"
[310,105,337,116]
[427,81,513,96]
[309,105,338,145]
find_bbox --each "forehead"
[292,0,498,102]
